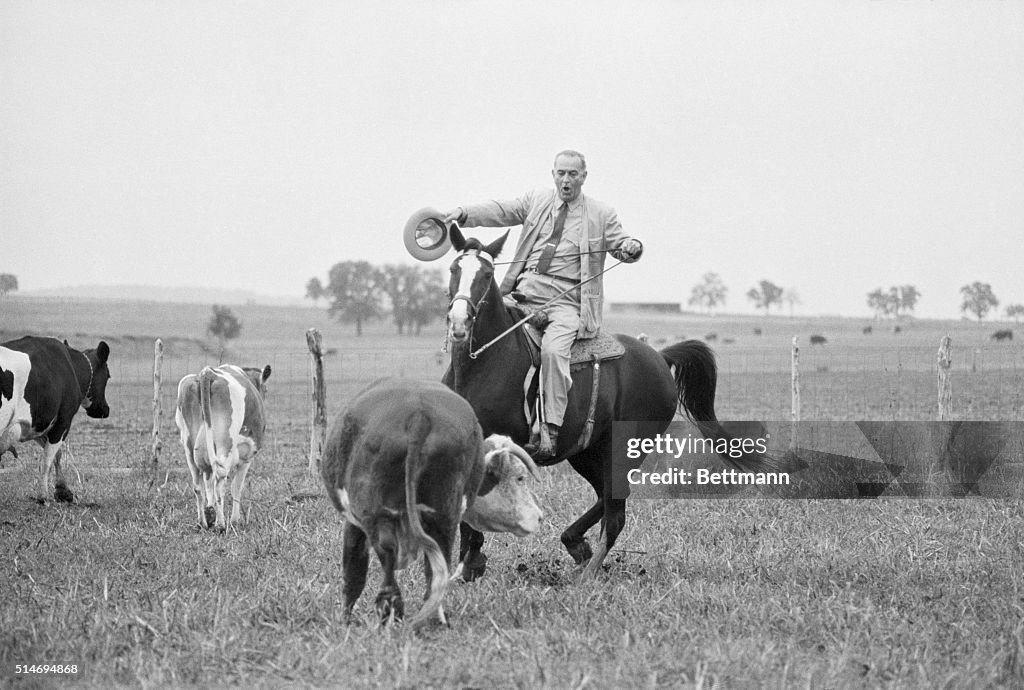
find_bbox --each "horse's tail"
[660,340,719,423]
[660,340,788,474]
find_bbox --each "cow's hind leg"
[52,441,74,503]
[38,440,72,504]
[421,518,457,626]
[184,448,208,528]
[373,522,404,624]
[342,522,369,624]
[228,459,251,525]
[458,523,487,581]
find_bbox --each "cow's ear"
[261,364,272,383]
[97,341,110,363]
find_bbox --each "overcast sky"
[2,1,1021,318]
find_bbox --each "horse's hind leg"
[581,496,626,580]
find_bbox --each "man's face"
[552,155,587,203]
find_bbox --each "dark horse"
[443,228,784,580]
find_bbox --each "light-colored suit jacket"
[462,189,641,339]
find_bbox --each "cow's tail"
[403,409,448,627]
[661,340,789,474]
[198,366,219,465]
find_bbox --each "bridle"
[446,249,496,350]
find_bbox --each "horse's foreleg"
[560,501,602,565]
[458,522,487,581]
[581,497,626,580]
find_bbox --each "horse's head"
[446,226,510,344]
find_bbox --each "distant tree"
[405,268,447,335]
[0,273,17,297]
[867,285,919,318]
[960,282,999,322]
[687,272,728,315]
[782,288,801,317]
[305,277,325,307]
[324,260,383,336]
[897,285,920,316]
[867,288,891,319]
[746,279,784,316]
[380,264,446,335]
[1006,303,1024,324]
[207,304,242,360]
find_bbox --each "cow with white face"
[175,364,271,531]
[0,336,111,503]
[321,377,542,627]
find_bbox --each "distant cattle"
[862,325,873,335]
[991,329,1013,342]
[0,336,111,503]
[704,332,718,342]
[175,364,272,531]
[810,335,827,345]
[753,328,762,336]
[321,378,542,627]
[892,325,902,334]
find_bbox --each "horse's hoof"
[54,486,74,503]
[565,540,593,566]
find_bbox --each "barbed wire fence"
[88,332,1024,476]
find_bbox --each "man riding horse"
[444,150,643,460]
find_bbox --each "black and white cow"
[0,336,111,503]
[174,364,271,531]
[321,377,542,627]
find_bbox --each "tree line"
[687,272,1023,323]
[306,262,447,336]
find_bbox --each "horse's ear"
[450,223,466,251]
[97,341,110,363]
[484,230,510,259]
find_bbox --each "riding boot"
[532,423,560,461]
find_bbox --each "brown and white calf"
[321,377,542,627]
[0,336,111,503]
[175,364,271,530]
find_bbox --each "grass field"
[2,296,1023,688]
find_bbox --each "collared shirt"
[526,195,583,281]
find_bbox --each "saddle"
[521,323,626,369]
[520,324,625,460]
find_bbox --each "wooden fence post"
[151,338,163,469]
[791,336,800,451]
[937,335,952,421]
[791,336,800,422]
[306,328,327,475]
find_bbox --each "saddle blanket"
[521,325,625,369]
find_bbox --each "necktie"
[536,203,568,274]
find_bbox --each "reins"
[467,259,625,359]
[491,248,614,266]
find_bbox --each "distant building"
[609,302,682,314]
